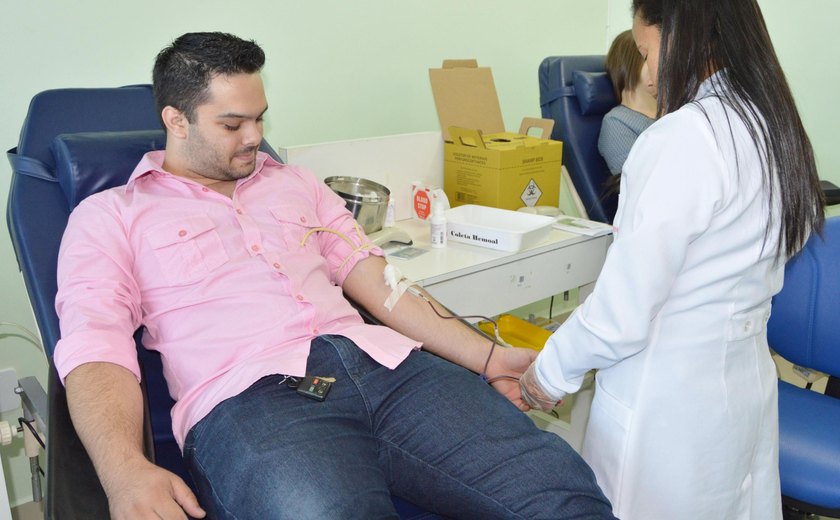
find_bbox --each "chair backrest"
[8,86,162,358]
[7,86,186,491]
[539,55,618,223]
[768,216,840,377]
[6,85,279,485]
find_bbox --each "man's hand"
[66,363,206,519]
[484,346,537,411]
[518,361,565,412]
[103,457,206,520]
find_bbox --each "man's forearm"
[343,256,492,373]
[65,362,148,492]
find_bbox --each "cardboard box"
[430,60,563,210]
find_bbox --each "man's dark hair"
[153,32,265,123]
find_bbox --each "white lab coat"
[536,74,783,520]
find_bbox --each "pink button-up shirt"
[55,151,418,447]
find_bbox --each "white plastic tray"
[445,205,555,252]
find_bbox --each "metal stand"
[15,377,47,503]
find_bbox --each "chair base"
[783,495,840,519]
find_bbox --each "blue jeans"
[183,335,615,519]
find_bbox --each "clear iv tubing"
[299,224,518,383]
[299,220,374,273]
[406,287,520,384]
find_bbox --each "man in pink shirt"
[55,32,615,519]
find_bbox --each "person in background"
[520,1,824,519]
[55,32,617,520]
[598,29,657,176]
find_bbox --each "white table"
[280,133,612,451]
[384,219,611,321]
[384,218,611,452]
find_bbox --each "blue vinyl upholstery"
[539,56,618,223]
[768,216,840,516]
[7,85,435,519]
[7,85,165,519]
[53,130,166,208]
[8,86,161,360]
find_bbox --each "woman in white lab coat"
[519,1,825,519]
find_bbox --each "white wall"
[0,0,609,506]
[759,0,840,183]
[1,0,837,508]
[605,0,633,45]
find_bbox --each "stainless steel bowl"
[324,176,391,234]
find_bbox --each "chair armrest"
[821,180,840,206]
[346,294,381,326]
[826,375,840,400]
[45,364,110,519]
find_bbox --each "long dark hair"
[633,0,824,259]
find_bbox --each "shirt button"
[251,244,260,252]
[312,328,320,335]
[296,294,304,301]
[178,230,187,237]
[299,216,307,223]
[236,209,243,215]
[273,262,281,269]
[201,187,209,193]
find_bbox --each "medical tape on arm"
[383,264,418,311]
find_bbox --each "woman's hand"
[519,361,565,412]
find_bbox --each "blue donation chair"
[539,55,618,224]
[767,216,840,519]
[6,85,438,519]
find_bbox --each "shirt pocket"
[144,215,229,286]
[269,204,323,254]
